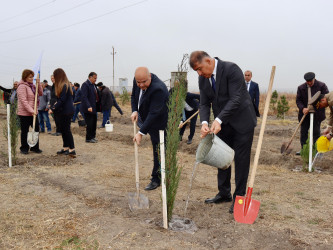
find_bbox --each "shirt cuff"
[215,118,222,124]
[139,131,146,136]
[132,111,138,115]
[201,121,208,125]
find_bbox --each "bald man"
[131,67,169,190]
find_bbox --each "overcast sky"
[0,0,332,92]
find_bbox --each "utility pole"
[111,46,116,92]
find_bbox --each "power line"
[0,0,148,44]
[0,0,95,34]
[0,0,57,24]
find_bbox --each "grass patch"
[54,235,99,249]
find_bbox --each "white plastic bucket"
[105,120,113,132]
[196,134,234,170]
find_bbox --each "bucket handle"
[106,120,111,125]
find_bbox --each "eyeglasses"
[245,75,251,76]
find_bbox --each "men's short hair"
[74,82,80,88]
[43,79,48,83]
[189,51,210,68]
[89,72,97,78]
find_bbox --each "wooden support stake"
[159,130,168,229]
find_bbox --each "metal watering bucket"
[196,134,234,170]
[105,120,113,132]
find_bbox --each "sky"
[0,0,332,92]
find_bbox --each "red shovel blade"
[234,188,260,224]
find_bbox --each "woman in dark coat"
[51,68,76,157]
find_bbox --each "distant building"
[113,78,131,93]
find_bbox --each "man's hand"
[210,120,221,135]
[131,111,138,123]
[200,123,210,138]
[49,109,53,114]
[133,132,143,145]
[88,107,93,112]
[326,133,333,140]
[303,108,309,115]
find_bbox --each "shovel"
[234,66,276,224]
[27,75,40,147]
[128,121,149,211]
[280,91,321,155]
[280,113,307,154]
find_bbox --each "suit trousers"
[217,124,254,199]
[148,129,165,183]
[18,115,40,152]
[179,109,198,140]
[84,112,97,140]
[58,114,75,149]
[300,115,321,147]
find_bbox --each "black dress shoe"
[52,132,61,136]
[86,139,97,143]
[30,149,42,154]
[57,149,69,155]
[144,181,160,191]
[66,150,76,158]
[20,150,28,155]
[187,138,193,144]
[229,200,235,214]
[205,194,232,204]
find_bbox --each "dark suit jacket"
[131,73,169,135]
[199,58,257,133]
[80,79,100,114]
[296,80,329,122]
[185,92,200,110]
[248,81,260,117]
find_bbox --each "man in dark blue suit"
[80,72,100,143]
[190,51,257,214]
[245,70,260,117]
[131,67,169,190]
[180,92,200,144]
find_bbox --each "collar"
[212,59,218,77]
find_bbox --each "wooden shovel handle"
[133,121,140,193]
[32,74,40,130]
[178,110,199,129]
[284,113,307,152]
[248,66,276,188]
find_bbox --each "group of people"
[2,50,332,216]
[2,69,123,158]
[130,50,332,216]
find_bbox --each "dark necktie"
[211,75,216,92]
[139,89,146,107]
[138,90,146,128]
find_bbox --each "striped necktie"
[211,75,216,92]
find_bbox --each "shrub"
[2,101,20,165]
[277,95,290,119]
[119,87,130,105]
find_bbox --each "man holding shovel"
[296,72,329,155]
[189,51,257,214]
[131,67,169,191]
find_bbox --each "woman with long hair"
[16,69,43,154]
[51,68,76,157]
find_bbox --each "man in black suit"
[180,92,200,144]
[245,70,260,117]
[189,51,257,213]
[80,72,100,143]
[131,67,169,190]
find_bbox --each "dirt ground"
[0,102,332,249]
